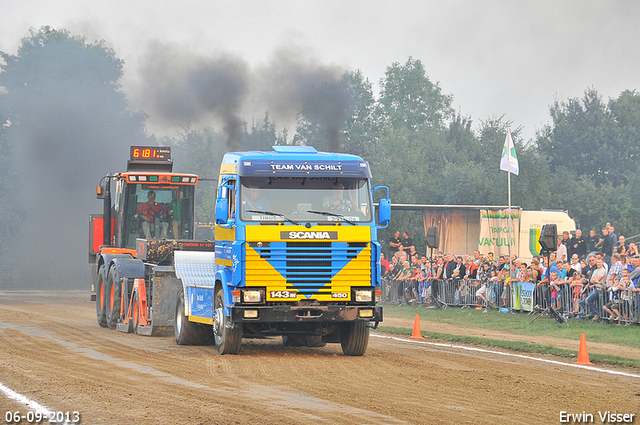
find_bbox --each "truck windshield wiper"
[307,210,356,225]
[245,210,300,225]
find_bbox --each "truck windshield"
[121,183,194,247]
[239,177,372,223]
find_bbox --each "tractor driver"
[136,190,168,239]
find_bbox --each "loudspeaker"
[426,226,439,249]
[538,224,557,252]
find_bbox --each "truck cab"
[204,145,390,355]
[89,146,198,259]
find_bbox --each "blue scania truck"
[91,145,390,356]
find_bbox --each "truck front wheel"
[95,266,107,328]
[213,290,242,354]
[340,321,370,356]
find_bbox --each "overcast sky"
[2,0,640,141]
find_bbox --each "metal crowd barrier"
[380,277,640,325]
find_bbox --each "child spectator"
[603,278,623,324]
[499,266,511,308]
[569,276,586,316]
[619,269,633,325]
[546,271,560,310]
[408,266,422,303]
[395,261,411,303]
[475,262,492,308]
[455,279,468,306]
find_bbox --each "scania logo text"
[281,231,338,240]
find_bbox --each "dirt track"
[1,291,639,424]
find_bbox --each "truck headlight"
[242,289,263,303]
[243,310,259,319]
[359,309,374,318]
[355,290,373,302]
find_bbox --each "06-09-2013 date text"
[4,411,81,424]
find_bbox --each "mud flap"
[149,268,182,333]
[117,270,181,336]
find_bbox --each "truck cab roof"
[221,146,371,178]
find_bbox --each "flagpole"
[507,127,513,275]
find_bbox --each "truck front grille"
[249,242,369,295]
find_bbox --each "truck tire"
[95,265,108,328]
[174,287,213,345]
[339,321,369,356]
[213,289,242,354]
[130,290,140,334]
[105,266,121,330]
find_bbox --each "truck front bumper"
[230,305,383,323]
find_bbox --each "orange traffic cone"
[574,332,594,365]
[409,313,425,339]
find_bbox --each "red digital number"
[133,148,140,158]
[143,149,151,158]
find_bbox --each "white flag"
[500,128,519,175]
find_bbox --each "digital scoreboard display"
[130,146,171,162]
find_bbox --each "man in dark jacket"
[571,229,587,260]
[561,231,573,258]
[587,229,601,257]
[600,227,614,267]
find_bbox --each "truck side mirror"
[215,182,235,227]
[373,186,391,229]
[378,198,390,227]
[215,198,229,225]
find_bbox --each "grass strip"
[382,304,640,348]
[374,325,640,369]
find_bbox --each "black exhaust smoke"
[255,45,352,152]
[138,41,249,150]
[138,42,353,151]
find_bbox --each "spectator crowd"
[380,224,640,325]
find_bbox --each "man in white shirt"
[555,237,567,262]
[580,255,607,320]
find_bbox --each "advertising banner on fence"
[518,281,535,312]
[478,209,520,258]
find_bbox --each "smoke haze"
[1,33,355,290]
[4,76,147,289]
[133,42,353,151]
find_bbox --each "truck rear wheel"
[174,287,213,345]
[105,267,121,330]
[213,289,242,354]
[95,266,108,328]
[340,321,369,356]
